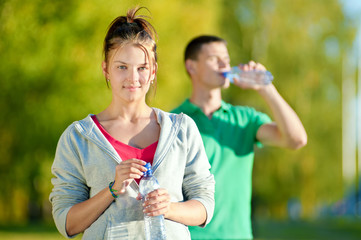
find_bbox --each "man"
[172,35,307,239]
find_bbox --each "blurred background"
[1,0,361,239]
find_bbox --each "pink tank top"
[91,115,158,184]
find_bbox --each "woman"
[49,7,215,240]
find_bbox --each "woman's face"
[103,43,155,104]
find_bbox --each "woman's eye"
[118,66,126,69]
[139,67,147,71]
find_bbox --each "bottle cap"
[145,162,151,169]
[143,162,152,177]
[221,72,229,78]
[221,71,234,83]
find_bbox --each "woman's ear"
[151,62,158,80]
[102,61,109,79]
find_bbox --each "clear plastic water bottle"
[222,66,274,85]
[139,163,166,240]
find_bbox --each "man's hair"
[184,35,227,62]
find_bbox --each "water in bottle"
[222,66,274,85]
[139,163,166,240]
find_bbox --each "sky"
[340,0,361,20]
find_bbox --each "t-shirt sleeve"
[248,107,272,148]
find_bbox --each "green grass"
[0,222,82,240]
[0,218,360,239]
[253,218,361,240]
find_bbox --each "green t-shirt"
[172,99,271,239]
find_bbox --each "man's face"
[191,42,231,89]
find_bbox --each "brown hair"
[103,7,158,88]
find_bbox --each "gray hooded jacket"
[49,108,215,239]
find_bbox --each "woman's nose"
[127,68,139,82]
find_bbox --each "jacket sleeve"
[49,125,89,238]
[181,114,215,227]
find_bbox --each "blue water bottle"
[139,163,166,240]
[222,66,274,85]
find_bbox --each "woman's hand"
[112,159,147,194]
[137,188,171,218]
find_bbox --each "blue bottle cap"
[221,72,230,78]
[144,162,151,169]
[143,162,152,177]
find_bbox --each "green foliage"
[0,0,357,224]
